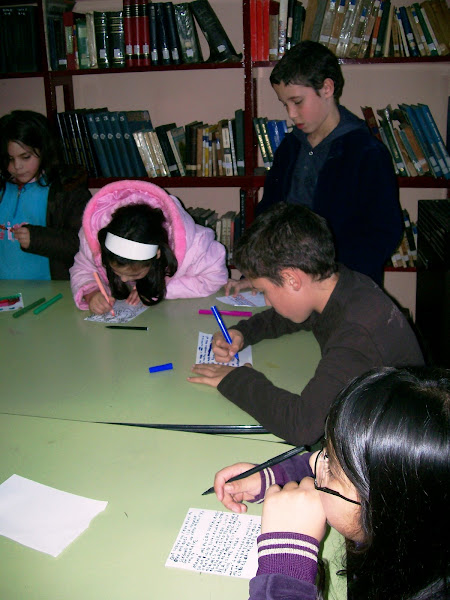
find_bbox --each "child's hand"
[188,363,241,387]
[85,290,115,315]
[224,277,252,297]
[261,478,327,542]
[213,462,262,513]
[12,225,30,249]
[212,329,244,363]
[126,287,140,305]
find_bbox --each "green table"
[0,281,321,428]
[0,414,346,600]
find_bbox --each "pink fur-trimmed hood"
[82,180,188,265]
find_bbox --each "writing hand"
[212,329,244,363]
[261,478,327,542]
[85,290,115,315]
[213,462,262,513]
[13,226,31,249]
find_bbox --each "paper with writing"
[196,332,252,367]
[217,291,266,307]
[166,508,260,578]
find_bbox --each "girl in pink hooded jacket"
[70,180,228,314]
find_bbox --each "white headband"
[105,232,159,261]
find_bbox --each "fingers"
[213,463,260,513]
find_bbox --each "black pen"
[106,326,148,330]
[202,445,305,496]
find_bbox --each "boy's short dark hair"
[234,203,338,284]
[270,41,344,102]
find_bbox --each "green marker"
[33,293,63,314]
[12,297,46,319]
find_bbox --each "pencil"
[106,326,148,330]
[12,297,46,319]
[93,272,115,317]
[201,445,305,495]
[33,293,63,314]
[199,309,252,317]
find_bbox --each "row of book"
[252,0,449,62]
[187,202,245,262]
[55,108,247,179]
[361,103,450,180]
[389,209,418,268]
[253,118,290,169]
[46,0,240,72]
[0,5,41,73]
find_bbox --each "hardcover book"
[93,11,109,68]
[173,3,203,63]
[190,0,242,62]
[107,11,125,68]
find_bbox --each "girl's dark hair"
[98,203,178,306]
[234,202,337,284]
[270,41,344,102]
[326,366,450,600]
[0,110,61,191]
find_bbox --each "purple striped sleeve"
[252,452,314,503]
[257,532,319,582]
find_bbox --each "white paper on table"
[84,299,148,323]
[196,332,252,367]
[217,291,266,307]
[0,293,23,312]
[166,508,261,578]
[0,474,108,557]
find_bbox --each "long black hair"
[326,366,450,600]
[0,110,61,192]
[98,203,178,305]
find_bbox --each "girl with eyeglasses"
[212,366,449,600]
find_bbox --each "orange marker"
[93,272,115,316]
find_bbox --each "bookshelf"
[0,0,449,317]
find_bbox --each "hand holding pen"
[210,306,243,362]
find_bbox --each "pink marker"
[93,272,115,316]
[198,309,252,317]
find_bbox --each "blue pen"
[211,305,239,360]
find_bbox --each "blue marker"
[149,362,173,373]
[211,305,239,360]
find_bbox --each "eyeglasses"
[313,449,361,506]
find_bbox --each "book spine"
[190,0,242,63]
[117,111,147,177]
[93,11,109,68]
[123,0,136,67]
[164,2,182,64]
[148,3,159,65]
[85,113,113,177]
[155,2,171,66]
[107,11,126,68]
[173,3,203,63]
[136,0,150,66]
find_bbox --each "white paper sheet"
[0,293,23,312]
[0,474,108,557]
[217,291,266,307]
[84,299,148,323]
[196,332,252,367]
[166,508,260,578]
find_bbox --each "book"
[184,121,202,176]
[218,119,234,176]
[357,0,380,58]
[398,102,441,177]
[133,131,158,177]
[259,117,274,166]
[70,110,100,177]
[93,11,109,68]
[85,112,113,177]
[123,0,136,67]
[85,12,98,68]
[398,121,431,175]
[63,11,81,69]
[413,2,438,55]
[147,130,170,176]
[109,111,135,177]
[117,111,146,177]
[395,7,410,56]
[368,0,385,57]
[136,0,151,66]
[228,118,239,176]
[155,2,171,65]
[318,0,338,48]
[291,0,306,47]
[377,106,408,176]
[361,106,383,142]
[164,2,182,64]
[173,3,203,63]
[405,5,427,57]
[148,3,160,65]
[107,11,125,68]
[122,109,153,133]
[398,6,420,57]
[266,119,288,152]
[167,125,187,176]
[285,0,295,52]
[253,117,271,170]
[269,0,280,61]
[234,109,246,176]
[47,11,68,70]
[277,0,288,58]
[75,15,90,69]
[420,0,449,55]
[3,5,41,73]
[381,1,395,56]
[415,103,450,178]
[190,0,242,63]
[302,0,319,41]
[335,0,357,57]
[328,0,348,55]
[98,111,127,176]
[155,123,181,176]
[346,0,374,59]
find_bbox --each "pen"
[210,305,239,360]
[93,272,115,317]
[33,293,63,314]
[202,445,305,496]
[198,309,252,317]
[12,297,46,319]
[149,362,173,373]
[106,326,148,330]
